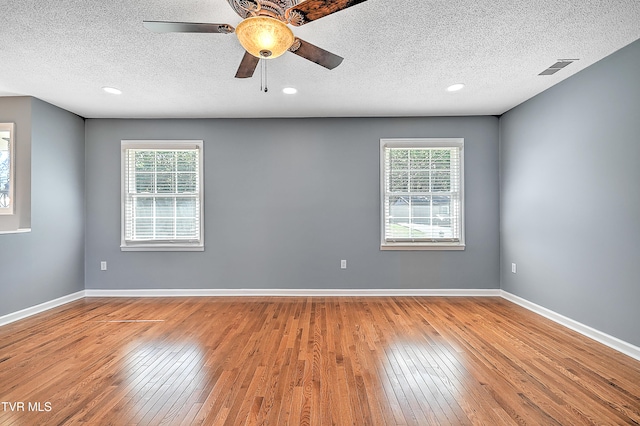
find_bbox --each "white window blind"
[381,139,464,250]
[121,140,204,251]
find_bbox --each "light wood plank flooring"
[0,297,639,425]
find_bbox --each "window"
[121,140,204,251]
[380,138,464,250]
[0,123,15,216]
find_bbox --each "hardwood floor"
[0,297,638,425]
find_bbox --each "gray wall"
[500,39,640,346]
[0,98,85,316]
[85,116,499,290]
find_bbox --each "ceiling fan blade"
[235,51,260,78]
[288,38,343,70]
[143,21,235,34]
[285,0,369,26]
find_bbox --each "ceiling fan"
[143,0,369,79]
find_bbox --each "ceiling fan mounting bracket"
[288,38,301,52]
[237,0,260,14]
[286,10,306,26]
[218,24,235,34]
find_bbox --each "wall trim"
[0,290,85,326]
[84,288,502,297]
[501,290,640,362]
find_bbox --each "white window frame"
[380,138,465,251]
[0,123,15,216]
[121,140,204,251]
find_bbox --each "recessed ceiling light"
[446,83,465,92]
[282,87,297,95]
[102,86,122,95]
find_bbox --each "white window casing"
[0,123,15,216]
[121,140,204,251]
[380,138,465,250]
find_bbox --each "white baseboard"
[84,288,502,297]
[4,288,637,362]
[501,291,640,362]
[0,290,85,326]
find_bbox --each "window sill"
[380,243,465,251]
[121,244,204,252]
[0,228,32,235]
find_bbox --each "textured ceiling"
[1,0,639,118]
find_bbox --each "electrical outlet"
[340,259,347,269]
[101,261,107,271]
[511,263,517,274]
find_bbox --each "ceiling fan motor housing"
[228,0,301,21]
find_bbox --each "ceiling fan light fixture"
[235,16,294,59]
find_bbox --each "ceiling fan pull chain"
[260,59,268,93]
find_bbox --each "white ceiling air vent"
[538,59,578,75]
